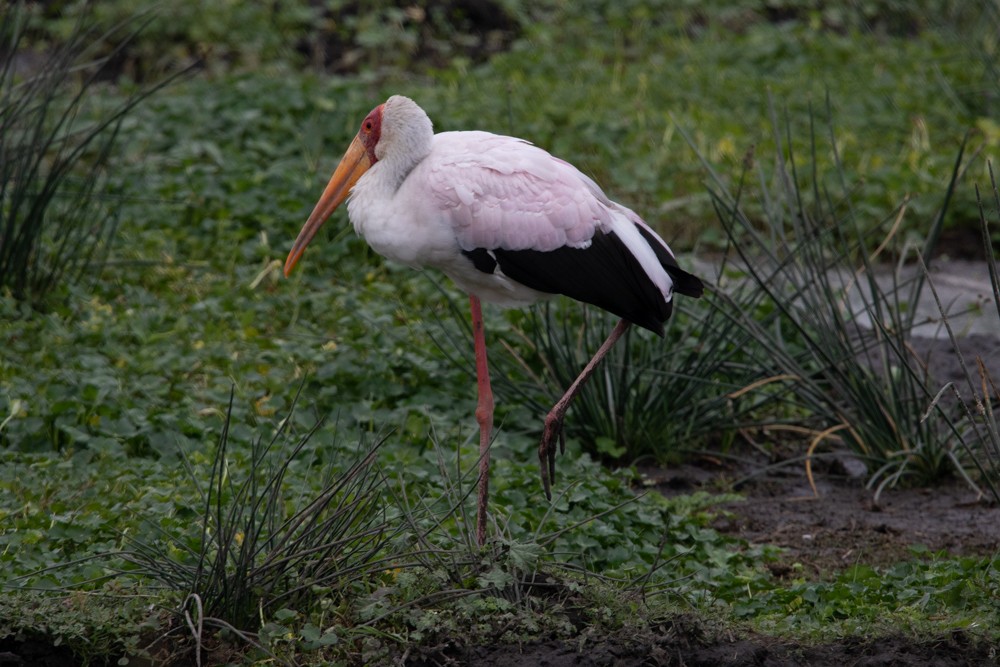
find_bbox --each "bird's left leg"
[539,318,632,500]
[470,295,493,547]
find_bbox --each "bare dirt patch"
[648,450,1000,578]
[412,623,996,666]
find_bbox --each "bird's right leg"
[470,295,493,548]
[539,318,631,500]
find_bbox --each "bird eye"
[364,120,373,132]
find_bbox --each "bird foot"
[538,411,566,501]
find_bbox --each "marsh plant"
[120,393,404,661]
[701,103,992,497]
[0,4,180,305]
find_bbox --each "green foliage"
[0,75,471,453]
[120,393,404,640]
[410,0,996,249]
[0,394,773,662]
[12,1,999,246]
[0,586,161,665]
[749,550,1000,636]
[3,3,1000,663]
[19,0,523,76]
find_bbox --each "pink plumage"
[284,95,703,546]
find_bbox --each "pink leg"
[539,318,632,500]
[469,295,493,547]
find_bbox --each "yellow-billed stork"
[284,95,703,546]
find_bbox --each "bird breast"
[346,161,456,269]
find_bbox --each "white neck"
[373,95,434,192]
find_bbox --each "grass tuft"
[119,389,403,662]
[698,100,984,497]
[932,161,1000,502]
[430,276,775,468]
[0,3,184,306]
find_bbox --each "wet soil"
[447,322,1000,666]
[11,453,995,667]
[431,449,1000,667]
[432,630,995,666]
[651,449,1000,577]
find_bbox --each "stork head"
[283,96,433,276]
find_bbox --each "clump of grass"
[0,4,181,305]
[429,263,776,469]
[699,99,981,497]
[929,162,1000,502]
[120,391,405,662]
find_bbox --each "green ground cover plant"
[2,1,999,664]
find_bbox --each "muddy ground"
[435,330,1000,666]
[426,472,999,666]
[10,447,995,667]
[437,632,995,666]
[433,459,999,667]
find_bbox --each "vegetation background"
[1,0,998,664]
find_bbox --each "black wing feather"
[634,224,704,298]
[464,230,678,335]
